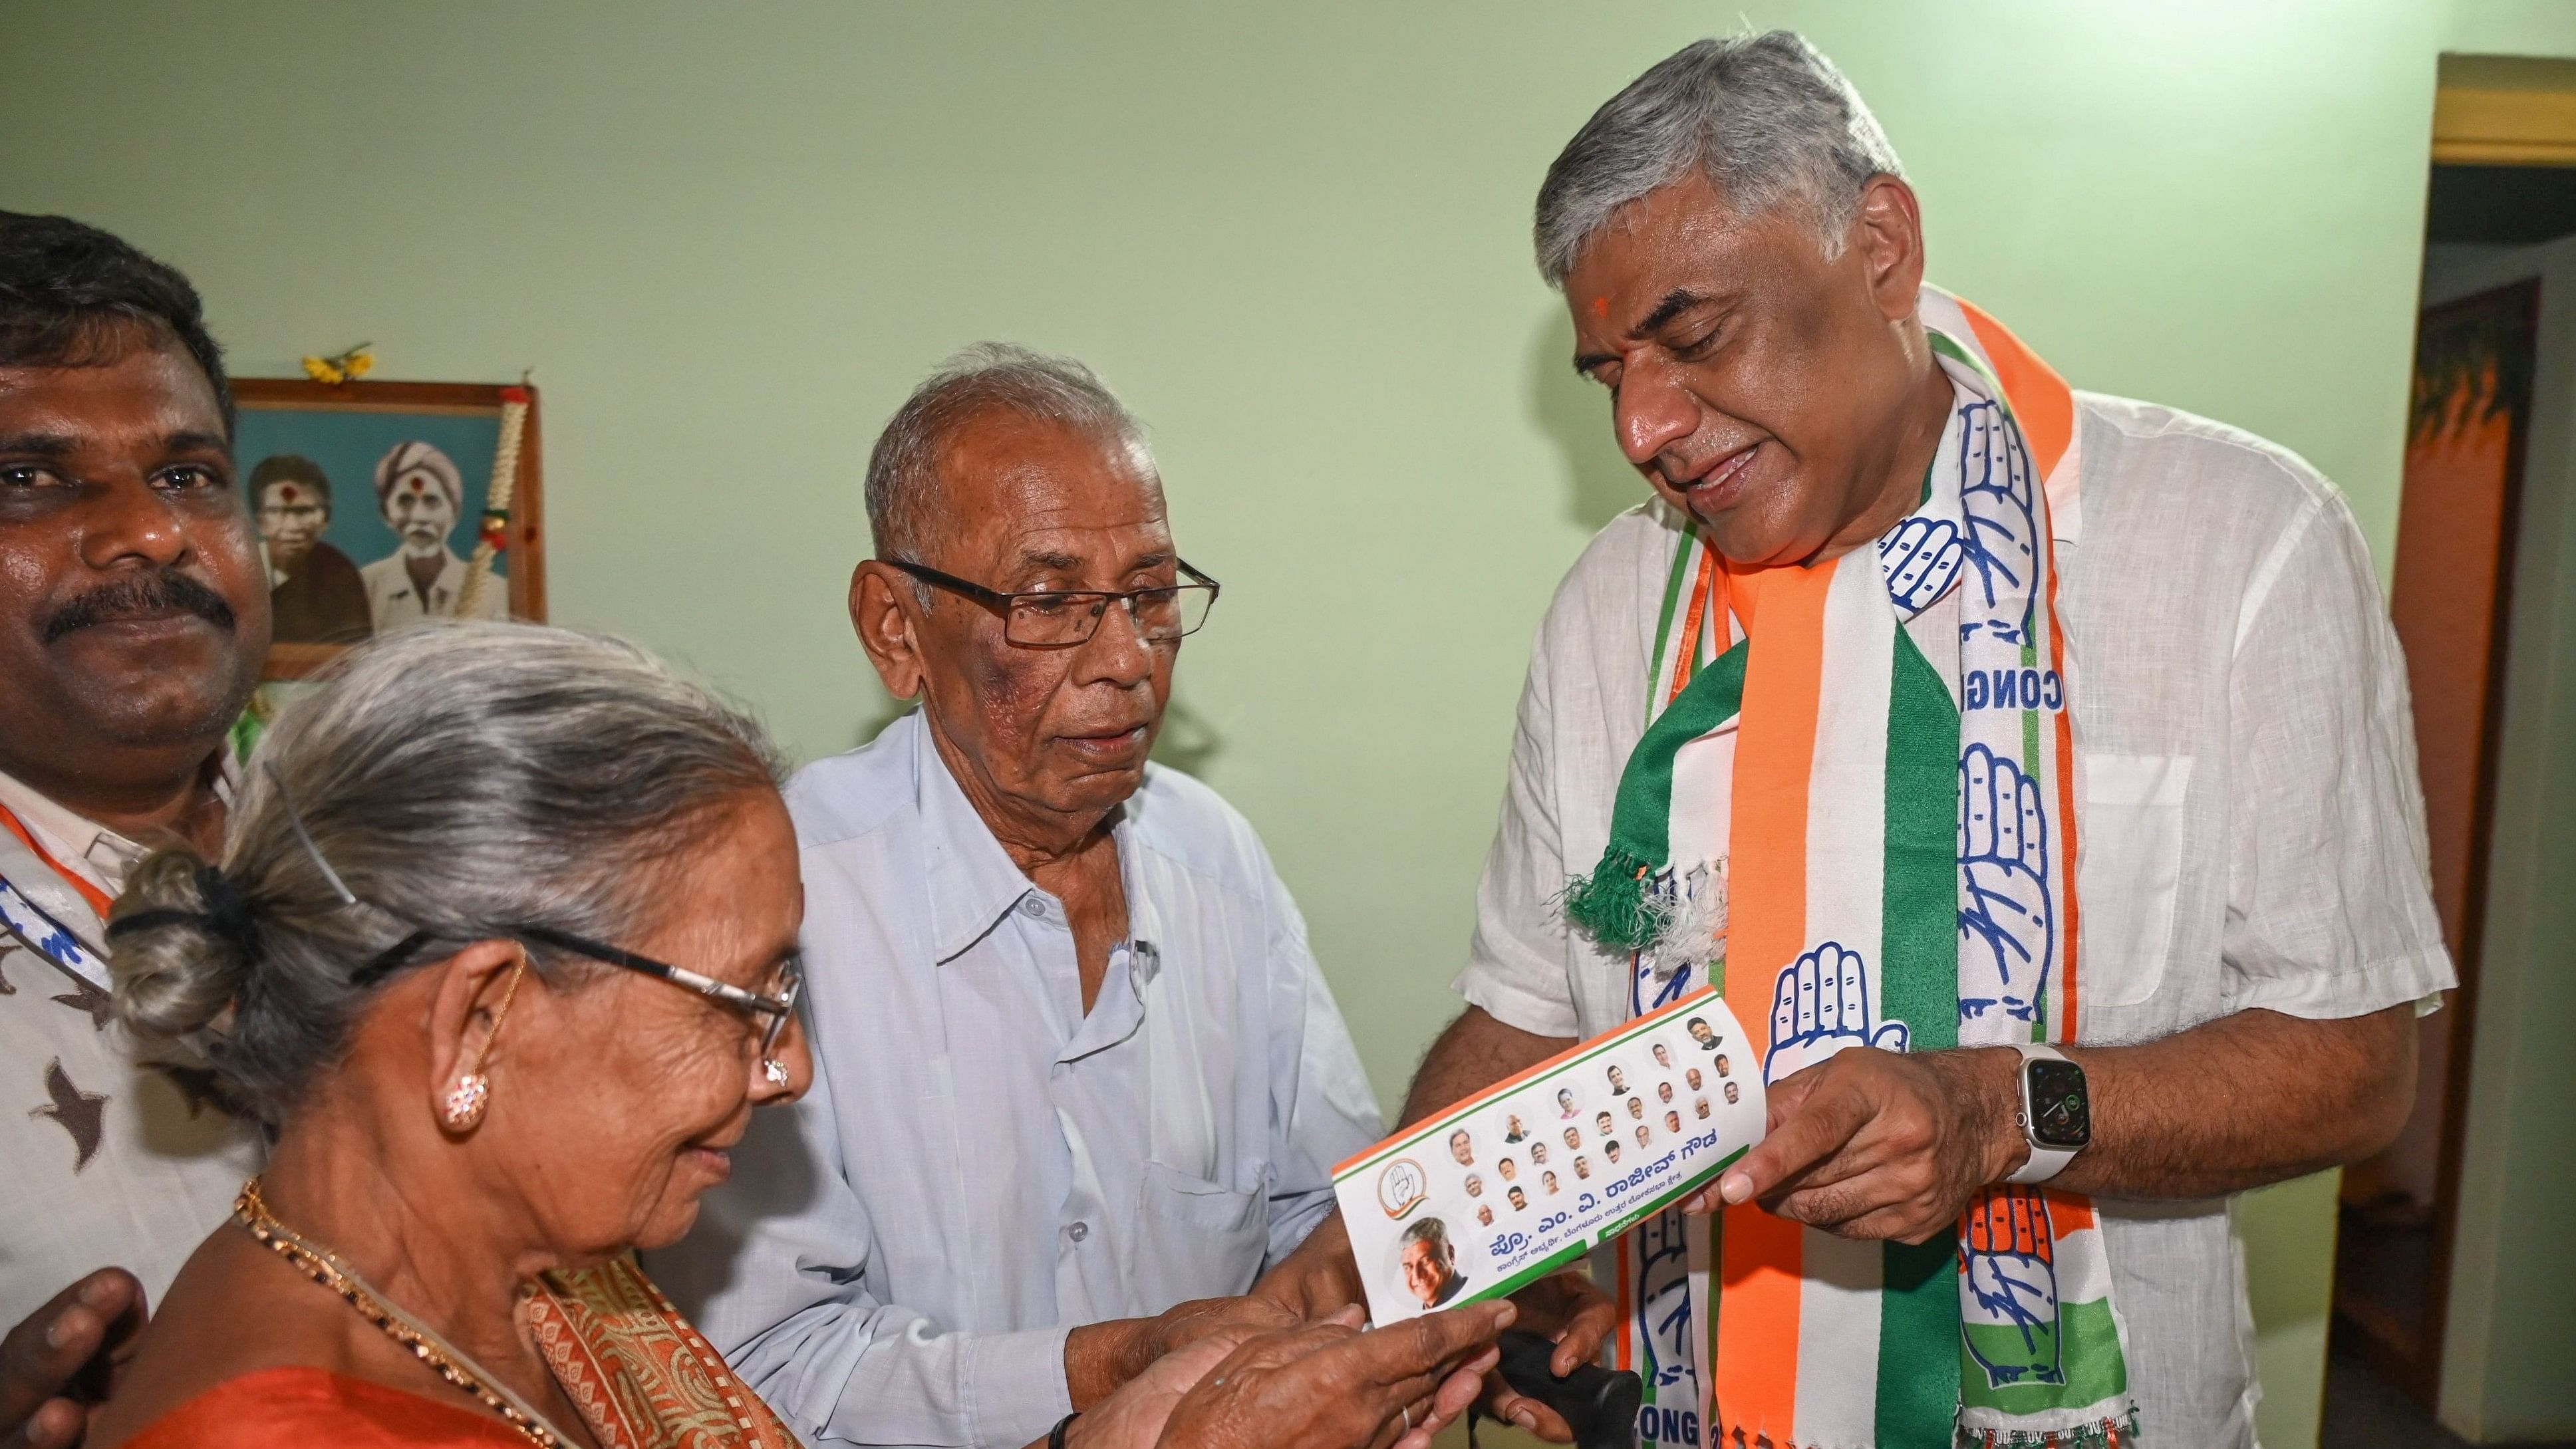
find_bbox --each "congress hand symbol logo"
[1961,1185,2066,1388]
[1959,743,2052,1024]
[1959,399,2038,620]
[1763,942,1910,1085]
[1879,515,1964,617]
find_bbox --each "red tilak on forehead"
[1592,295,1611,319]
[279,484,300,502]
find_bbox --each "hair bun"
[110,848,255,1040]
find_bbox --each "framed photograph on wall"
[231,378,544,680]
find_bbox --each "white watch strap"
[2007,1043,2080,1184]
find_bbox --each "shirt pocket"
[2079,753,2194,1010]
[1131,1159,1270,1303]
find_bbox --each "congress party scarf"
[1567,288,2135,1448]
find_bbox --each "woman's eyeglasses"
[515,924,803,1061]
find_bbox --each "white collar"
[0,753,239,899]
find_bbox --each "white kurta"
[1455,392,2454,1448]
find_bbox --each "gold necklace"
[231,1178,573,1448]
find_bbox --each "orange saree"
[126,1367,532,1448]
[128,1259,800,1449]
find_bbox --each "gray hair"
[109,622,782,1124]
[863,342,1154,571]
[1534,31,1904,285]
[1402,1217,1453,1252]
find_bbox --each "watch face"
[2027,1058,2091,1149]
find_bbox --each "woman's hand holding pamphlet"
[1333,986,1765,1325]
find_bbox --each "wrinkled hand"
[1249,1211,1365,1321]
[1141,1301,1512,1449]
[1071,1295,1305,1406]
[1064,1321,1268,1449]
[1481,1270,1618,1443]
[3,1269,147,1449]
[1147,1295,1302,1358]
[1711,1046,2021,1243]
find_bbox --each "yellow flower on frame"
[300,342,374,386]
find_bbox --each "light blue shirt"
[652,710,1381,1448]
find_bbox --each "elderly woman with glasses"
[86,624,1506,1449]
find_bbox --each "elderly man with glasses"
[655,344,1385,1449]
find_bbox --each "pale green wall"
[3,3,2563,1444]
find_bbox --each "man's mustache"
[41,569,238,644]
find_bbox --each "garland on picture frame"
[459,381,532,618]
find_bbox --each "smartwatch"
[2006,1043,2090,1184]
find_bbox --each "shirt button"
[1020,896,1048,919]
[1068,1222,1089,1242]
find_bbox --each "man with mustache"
[658,345,1383,1449]
[1415,33,2446,1449]
[0,211,267,1447]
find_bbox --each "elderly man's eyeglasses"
[882,559,1220,648]
[515,924,803,1060]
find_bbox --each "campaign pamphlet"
[1333,986,1764,1325]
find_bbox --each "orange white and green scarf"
[1566,287,2136,1448]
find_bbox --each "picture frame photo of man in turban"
[226,375,544,675]
[362,438,507,627]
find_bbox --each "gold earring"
[441,960,529,1132]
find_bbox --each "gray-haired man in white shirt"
[1381,32,2450,1449]
[655,345,1389,1449]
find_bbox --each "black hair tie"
[106,863,263,964]
[192,864,263,960]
